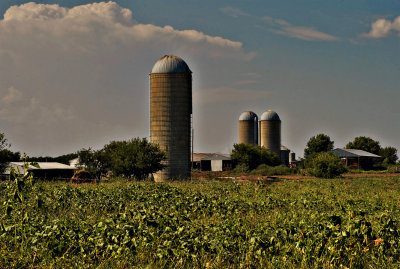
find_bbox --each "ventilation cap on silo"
[261,110,280,121]
[151,55,192,74]
[239,111,258,121]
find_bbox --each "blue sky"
[0,1,399,157]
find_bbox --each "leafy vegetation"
[231,143,280,171]
[0,133,20,174]
[28,153,78,165]
[1,173,399,268]
[304,133,334,157]
[305,152,347,178]
[346,136,381,155]
[78,138,166,180]
[249,164,296,176]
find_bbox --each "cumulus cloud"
[362,16,400,38]
[262,16,338,41]
[0,1,254,155]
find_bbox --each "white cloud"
[362,16,400,38]
[0,2,254,155]
[263,16,338,41]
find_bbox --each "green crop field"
[1,176,399,268]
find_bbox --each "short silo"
[289,152,296,164]
[260,110,281,156]
[150,55,192,181]
[238,111,258,145]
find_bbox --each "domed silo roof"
[151,55,191,74]
[239,111,258,121]
[261,110,280,121]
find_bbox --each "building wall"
[150,73,192,181]
[211,160,223,171]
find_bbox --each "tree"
[304,134,334,157]
[0,133,20,174]
[77,148,110,180]
[345,136,381,155]
[78,138,166,180]
[0,133,10,174]
[231,143,280,171]
[379,146,398,165]
[107,138,166,179]
[306,152,347,178]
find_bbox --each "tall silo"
[260,110,281,156]
[238,111,258,145]
[150,55,192,181]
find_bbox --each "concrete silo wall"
[239,120,257,145]
[260,120,281,156]
[150,73,192,181]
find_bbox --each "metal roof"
[331,148,381,158]
[239,111,258,121]
[260,110,280,121]
[280,145,290,151]
[201,153,231,161]
[191,153,213,162]
[11,162,75,170]
[151,55,191,74]
[3,162,76,175]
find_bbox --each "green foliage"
[28,153,78,165]
[3,154,38,217]
[380,146,398,165]
[250,164,296,176]
[78,138,166,180]
[106,138,166,179]
[0,133,11,174]
[0,177,400,267]
[304,133,334,157]
[306,152,347,178]
[231,143,280,170]
[231,163,249,174]
[346,136,381,155]
[77,148,109,179]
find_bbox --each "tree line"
[1,131,399,179]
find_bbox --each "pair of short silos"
[238,110,281,156]
[150,55,192,181]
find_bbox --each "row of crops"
[0,176,399,268]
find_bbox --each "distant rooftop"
[4,162,76,175]
[201,153,231,161]
[331,148,381,158]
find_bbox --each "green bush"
[250,164,296,176]
[306,152,347,178]
[231,163,249,175]
[231,143,280,170]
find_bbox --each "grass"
[0,175,399,268]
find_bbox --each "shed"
[3,162,76,180]
[200,154,232,172]
[191,153,213,171]
[331,148,381,169]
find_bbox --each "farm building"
[191,153,213,171]
[201,154,232,172]
[2,162,76,180]
[191,153,232,172]
[331,148,381,169]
